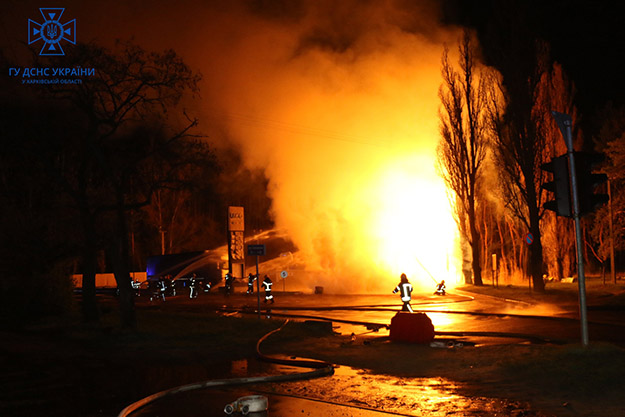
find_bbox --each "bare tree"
[590,104,625,278]
[37,41,204,328]
[437,30,490,285]
[488,38,579,292]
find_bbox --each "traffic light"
[541,154,572,217]
[574,151,609,216]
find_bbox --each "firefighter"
[204,280,211,293]
[393,273,413,312]
[434,280,446,296]
[225,273,233,295]
[247,273,257,294]
[189,274,198,299]
[262,275,274,304]
[165,274,176,296]
[131,279,141,297]
[158,279,167,301]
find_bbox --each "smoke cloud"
[190,1,463,293]
[4,0,464,293]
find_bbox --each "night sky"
[444,0,625,135]
[2,0,623,135]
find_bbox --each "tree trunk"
[112,191,136,330]
[461,234,473,284]
[468,200,483,285]
[80,211,100,323]
[470,234,483,285]
[529,214,545,292]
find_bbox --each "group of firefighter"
[149,272,275,302]
[242,272,274,304]
[149,274,211,301]
[149,270,442,311]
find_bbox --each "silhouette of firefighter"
[247,273,257,294]
[393,273,413,312]
[225,273,233,295]
[262,275,274,303]
[434,280,446,296]
[189,273,198,299]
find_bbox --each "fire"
[371,156,458,291]
[189,0,465,293]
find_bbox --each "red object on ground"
[389,312,435,343]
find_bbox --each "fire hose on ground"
[233,305,574,345]
[117,300,584,416]
[116,319,334,417]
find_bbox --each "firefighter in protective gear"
[225,273,233,295]
[262,275,274,304]
[247,273,257,294]
[158,279,167,301]
[393,273,413,312]
[189,274,198,299]
[434,280,446,296]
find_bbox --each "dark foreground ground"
[1,281,625,417]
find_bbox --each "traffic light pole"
[552,111,589,347]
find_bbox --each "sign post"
[280,270,288,292]
[247,244,266,319]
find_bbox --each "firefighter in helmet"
[262,275,274,304]
[393,273,413,312]
[225,273,233,295]
[158,278,167,301]
[434,280,446,296]
[189,273,198,299]
[247,273,257,294]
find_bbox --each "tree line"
[0,42,272,328]
[438,29,624,291]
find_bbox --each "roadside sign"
[525,233,534,245]
[280,270,288,279]
[247,244,266,256]
[228,206,244,231]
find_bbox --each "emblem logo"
[28,8,76,56]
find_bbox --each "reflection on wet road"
[132,362,531,417]
[260,364,521,416]
[126,291,623,416]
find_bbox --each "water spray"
[415,256,440,284]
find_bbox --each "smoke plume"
[190,1,463,292]
[4,0,464,293]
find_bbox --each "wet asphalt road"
[123,289,625,416]
[138,289,625,346]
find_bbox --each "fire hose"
[235,307,571,345]
[116,319,334,417]
[117,302,577,415]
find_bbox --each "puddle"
[258,364,536,416]
[129,360,538,416]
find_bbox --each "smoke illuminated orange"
[191,1,464,293]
